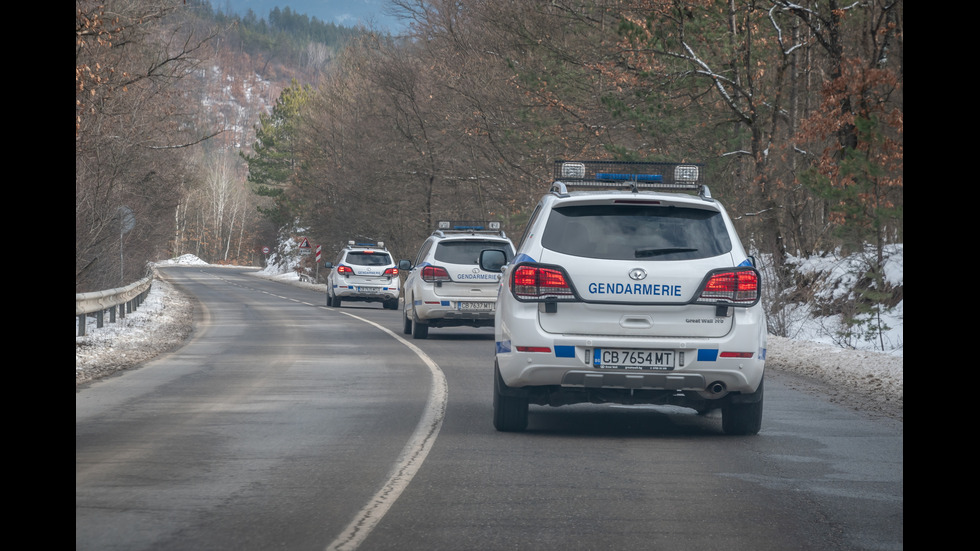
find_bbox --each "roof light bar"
[554,160,705,192]
[347,240,386,249]
[435,220,503,232]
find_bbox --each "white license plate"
[457,301,494,311]
[593,348,675,370]
[357,287,380,293]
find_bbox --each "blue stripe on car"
[698,349,719,362]
[554,345,575,358]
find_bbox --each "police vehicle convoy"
[324,241,401,310]
[400,221,516,339]
[480,160,767,434]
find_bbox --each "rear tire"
[722,379,764,435]
[411,312,429,339]
[402,307,412,334]
[493,364,528,432]
[383,298,398,310]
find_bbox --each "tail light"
[383,267,399,276]
[695,268,760,305]
[421,266,451,283]
[511,264,577,301]
[336,265,354,275]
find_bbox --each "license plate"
[357,287,380,293]
[593,348,675,370]
[457,301,494,311]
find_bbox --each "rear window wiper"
[634,247,698,258]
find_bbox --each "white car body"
[325,242,400,309]
[401,222,515,339]
[489,161,767,434]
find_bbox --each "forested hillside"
[76,0,359,292]
[77,0,902,346]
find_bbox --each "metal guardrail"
[75,276,154,337]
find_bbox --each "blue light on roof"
[596,173,663,182]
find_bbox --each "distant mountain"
[216,0,408,33]
[187,3,364,153]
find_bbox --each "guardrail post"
[76,275,153,337]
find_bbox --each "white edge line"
[325,311,448,551]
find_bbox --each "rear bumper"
[332,284,399,301]
[495,305,766,398]
[413,299,496,325]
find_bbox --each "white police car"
[400,221,515,339]
[324,241,400,309]
[482,161,767,434]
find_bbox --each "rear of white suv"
[325,241,400,310]
[401,222,515,339]
[486,161,767,434]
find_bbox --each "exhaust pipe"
[707,381,727,395]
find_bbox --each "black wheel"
[411,311,429,339]
[383,298,398,310]
[328,292,341,307]
[493,363,528,432]
[402,306,412,334]
[722,379,764,435]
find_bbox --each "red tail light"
[695,268,760,305]
[383,267,399,276]
[336,265,354,275]
[512,264,576,301]
[720,351,754,358]
[421,265,451,283]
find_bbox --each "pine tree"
[241,80,314,227]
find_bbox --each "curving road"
[76,266,903,551]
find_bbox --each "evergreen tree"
[241,80,314,227]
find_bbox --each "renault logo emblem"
[628,268,647,280]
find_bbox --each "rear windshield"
[345,251,393,266]
[541,204,732,260]
[435,240,515,265]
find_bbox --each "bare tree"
[76,0,222,291]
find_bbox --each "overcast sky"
[213,0,408,32]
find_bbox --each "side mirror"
[479,249,508,272]
[398,259,411,271]
[323,261,333,269]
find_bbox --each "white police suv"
[400,221,515,339]
[482,160,767,434]
[324,241,400,309]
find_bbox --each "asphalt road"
[76,266,903,551]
